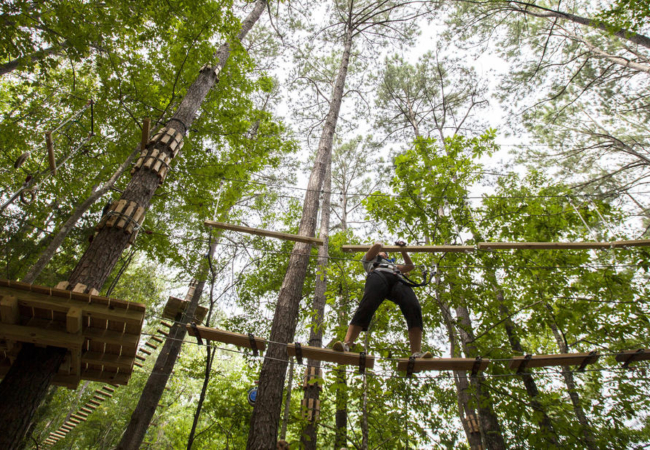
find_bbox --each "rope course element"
[41,328,168,447]
[1,101,95,214]
[154,316,650,377]
[138,229,650,270]
[135,327,650,381]
[205,220,325,246]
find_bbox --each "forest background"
[0,0,649,448]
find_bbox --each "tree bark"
[545,304,598,449]
[0,41,69,77]
[22,147,140,284]
[0,2,267,446]
[246,27,354,450]
[360,329,371,450]
[186,243,220,450]
[280,361,294,441]
[434,277,484,450]
[0,345,67,450]
[300,152,331,449]
[494,289,559,447]
[454,305,507,450]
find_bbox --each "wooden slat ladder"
[508,352,600,372]
[205,221,324,246]
[396,357,489,375]
[286,343,375,370]
[616,349,650,368]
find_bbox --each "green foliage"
[595,0,650,33]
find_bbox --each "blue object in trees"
[247,387,258,406]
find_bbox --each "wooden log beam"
[615,349,650,366]
[508,352,599,370]
[0,323,85,350]
[396,357,490,373]
[479,242,612,250]
[0,295,19,324]
[0,285,144,326]
[82,351,134,371]
[83,327,139,347]
[612,239,650,248]
[186,325,267,352]
[341,245,474,253]
[479,240,650,250]
[66,307,82,334]
[286,344,375,369]
[205,220,324,246]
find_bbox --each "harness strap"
[372,268,432,288]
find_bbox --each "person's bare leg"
[408,327,432,357]
[344,324,363,345]
[408,327,422,354]
[333,324,363,352]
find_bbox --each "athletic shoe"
[332,341,350,352]
[411,351,433,359]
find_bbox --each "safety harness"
[371,256,432,288]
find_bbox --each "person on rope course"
[333,240,433,358]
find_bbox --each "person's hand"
[395,240,407,247]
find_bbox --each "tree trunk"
[0,41,69,77]
[545,304,598,449]
[334,365,348,449]
[360,329,371,450]
[0,2,267,446]
[494,289,559,447]
[246,27,353,450]
[454,305,507,450]
[0,345,67,450]
[434,277,484,450]
[280,361,294,441]
[22,147,140,284]
[117,273,209,450]
[334,309,349,449]
[186,340,216,450]
[300,152,331,449]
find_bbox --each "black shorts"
[350,271,424,331]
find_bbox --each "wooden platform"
[162,296,208,324]
[186,325,267,352]
[508,352,599,371]
[205,221,324,246]
[342,245,474,253]
[286,343,375,369]
[0,279,145,389]
[396,357,490,374]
